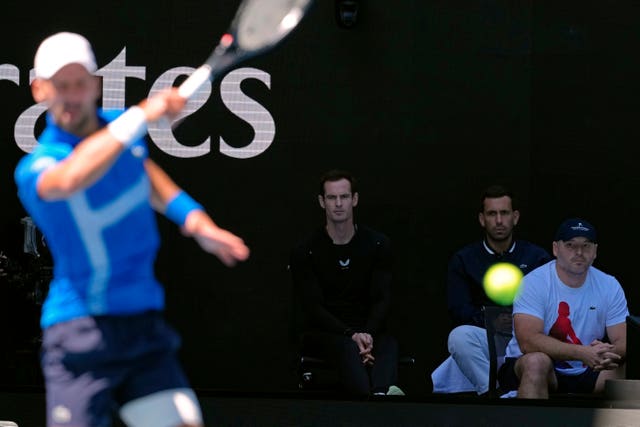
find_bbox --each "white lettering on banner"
[148,66,212,158]
[14,103,46,153]
[0,64,44,154]
[4,48,275,159]
[220,68,275,159]
[97,48,146,111]
[0,64,19,84]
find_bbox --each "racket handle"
[178,65,212,99]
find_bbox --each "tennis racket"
[178,0,314,99]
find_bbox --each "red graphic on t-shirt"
[549,301,582,345]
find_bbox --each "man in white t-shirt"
[498,218,628,398]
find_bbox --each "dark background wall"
[1,0,639,395]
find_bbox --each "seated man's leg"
[594,364,625,394]
[555,364,623,396]
[431,356,476,393]
[448,325,490,394]
[514,352,557,399]
[369,334,399,394]
[304,331,370,396]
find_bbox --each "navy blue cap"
[554,218,597,243]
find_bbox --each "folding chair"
[483,305,513,397]
[297,350,416,391]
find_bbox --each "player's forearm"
[37,128,129,200]
[38,103,153,200]
[145,159,182,211]
[39,90,185,201]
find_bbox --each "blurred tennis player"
[14,32,250,427]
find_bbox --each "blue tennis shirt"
[14,110,165,328]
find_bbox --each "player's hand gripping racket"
[178,0,314,99]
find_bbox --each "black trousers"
[302,331,399,396]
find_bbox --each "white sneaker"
[500,390,518,398]
[387,385,405,396]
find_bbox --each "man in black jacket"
[431,185,551,395]
[290,169,402,396]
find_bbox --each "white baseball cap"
[34,32,97,79]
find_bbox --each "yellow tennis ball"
[483,262,524,306]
